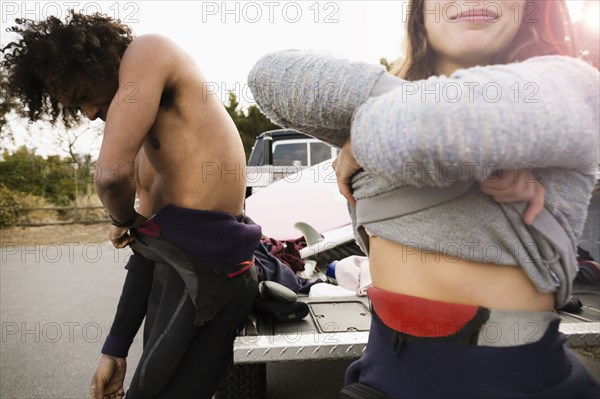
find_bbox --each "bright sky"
[0,0,592,157]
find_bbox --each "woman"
[248,0,599,397]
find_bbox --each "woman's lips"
[451,8,499,22]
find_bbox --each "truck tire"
[214,362,267,399]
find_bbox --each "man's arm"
[94,35,173,223]
[102,252,155,357]
[91,159,154,399]
[90,252,154,399]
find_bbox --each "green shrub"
[0,184,19,227]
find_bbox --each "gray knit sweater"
[248,50,600,304]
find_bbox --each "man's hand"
[332,139,362,206]
[480,169,545,225]
[109,213,147,249]
[109,225,133,249]
[89,354,126,399]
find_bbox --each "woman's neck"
[435,56,491,76]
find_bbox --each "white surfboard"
[245,161,351,241]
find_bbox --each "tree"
[380,57,394,72]
[0,67,23,141]
[54,122,103,167]
[225,92,280,159]
[0,183,19,227]
[0,146,82,206]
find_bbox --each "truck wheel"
[215,363,266,399]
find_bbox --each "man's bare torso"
[103,35,247,218]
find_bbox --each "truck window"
[310,142,333,165]
[272,142,308,166]
[247,142,263,166]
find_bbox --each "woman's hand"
[333,139,362,206]
[333,141,545,225]
[480,169,545,225]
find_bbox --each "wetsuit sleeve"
[101,252,154,358]
[350,55,600,184]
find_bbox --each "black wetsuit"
[101,206,260,398]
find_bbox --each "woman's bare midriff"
[368,236,555,311]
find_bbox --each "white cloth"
[334,255,372,296]
[308,282,356,298]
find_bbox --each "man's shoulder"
[120,34,186,70]
[117,34,193,88]
[129,34,176,50]
[123,34,179,60]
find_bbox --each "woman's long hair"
[392,0,576,80]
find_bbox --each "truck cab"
[246,130,338,197]
[248,129,338,168]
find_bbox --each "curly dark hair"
[1,11,133,126]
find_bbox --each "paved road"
[0,242,144,399]
[1,191,598,398]
[0,240,350,399]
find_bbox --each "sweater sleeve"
[351,56,600,185]
[248,50,386,148]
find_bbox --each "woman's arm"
[351,56,600,184]
[248,50,386,148]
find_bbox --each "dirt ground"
[0,222,110,246]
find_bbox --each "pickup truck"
[245,129,338,196]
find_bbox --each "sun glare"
[567,0,584,22]
[582,2,600,32]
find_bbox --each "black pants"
[126,263,258,399]
[345,310,600,399]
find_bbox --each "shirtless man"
[2,13,260,398]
